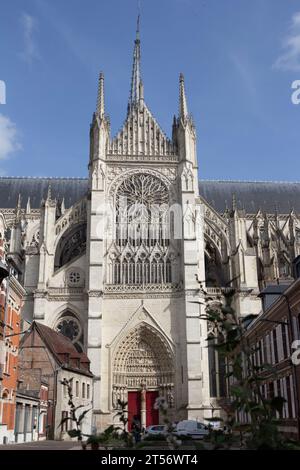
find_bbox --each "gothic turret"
[89,72,110,173]
[173,73,197,167]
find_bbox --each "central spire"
[128,15,142,112]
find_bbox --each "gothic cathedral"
[4,24,300,431]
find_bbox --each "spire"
[179,73,188,120]
[96,72,105,118]
[128,15,142,111]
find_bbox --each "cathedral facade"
[3,26,300,431]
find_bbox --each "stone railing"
[106,154,178,163]
[104,283,181,294]
[205,287,234,296]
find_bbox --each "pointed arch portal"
[112,324,175,429]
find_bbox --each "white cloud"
[20,12,40,63]
[0,114,22,161]
[274,11,300,71]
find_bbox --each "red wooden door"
[127,391,141,431]
[146,391,159,427]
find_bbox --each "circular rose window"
[68,271,81,285]
[56,317,81,342]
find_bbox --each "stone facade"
[1,25,300,432]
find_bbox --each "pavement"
[0,440,82,450]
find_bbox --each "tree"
[59,378,91,448]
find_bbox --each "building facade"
[19,321,93,439]
[0,214,26,444]
[1,25,300,431]
[240,277,300,439]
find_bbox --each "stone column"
[17,403,26,442]
[28,405,33,432]
[140,386,146,430]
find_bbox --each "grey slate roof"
[0,177,88,209]
[199,180,300,214]
[0,177,300,214]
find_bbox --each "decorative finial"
[232,193,237,211]
[26,197,31,214]
[14,194,22,225]
[47,183,52,201]
[96,72,105,118]
[61,197,65,215]
[17,193,21,209]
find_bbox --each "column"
[17,403,25,443]
[140,387,146,429]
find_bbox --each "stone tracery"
[112,323,175,407]
[106,172,177,286]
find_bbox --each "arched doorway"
[112,323,174,430]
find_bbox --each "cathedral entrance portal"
[112,323,174,430]
[127,389,159,431]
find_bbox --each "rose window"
[68,271,81,285]
[56,318,80,342]
[107,173,176,286]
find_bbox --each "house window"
[281,322,288,359]
[82,383,85,399]
[87,384,90,399]
[286,376,294,419]
[259,340,263,365]
[272,329,278,364]
[75,381,79,397]
[61,411,68,432]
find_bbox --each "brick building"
[0,214,26,444]
[238,277,300,439]
[19,321,93,439]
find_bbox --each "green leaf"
[78,407,92,424]
[58,416,72,428]
[67,429,81,438]
[74,404,86,413]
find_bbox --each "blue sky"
[0,0,300,180]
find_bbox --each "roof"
[0,177,88,209]
[199,180,300,214]
[32,322,93,377]
[1,177,300,214]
